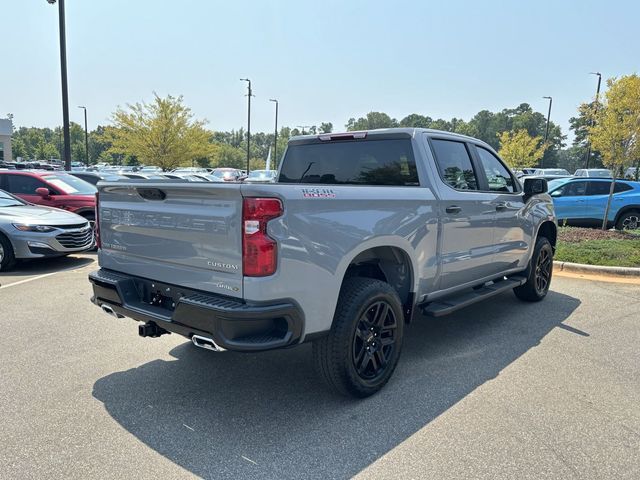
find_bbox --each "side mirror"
[35,187,51,198]
[523,178,547,201]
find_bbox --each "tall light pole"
[542,96,553,143]
[541,96,553,169]
[78,106,89,167]
[46,0,71,171]
[585,72,602,169]
[240,78,253,174]
[297,125,311,135]
[269,99,278,168]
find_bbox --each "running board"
[421,276,527,317]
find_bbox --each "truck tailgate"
[98,182,243,298]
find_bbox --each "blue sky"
[4,0,639,143]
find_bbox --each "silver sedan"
[0,189,93,271]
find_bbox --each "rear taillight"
[242,198,283,277]
[94,192,101,249]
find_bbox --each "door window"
[586,181,612,196]
[554,181,587,196]
[430,139,478,190]
[6,175,46,194]
[475,147,517,193]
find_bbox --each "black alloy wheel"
[534,246,552,295]
[352,300,398,381]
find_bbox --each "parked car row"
[517,167,640,181]
[0,188,93,271]
[67,164,277,183]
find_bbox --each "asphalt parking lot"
[1,255,639,480]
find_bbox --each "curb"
[554,261,640,277]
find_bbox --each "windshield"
[547,178,571,192]
[0,189,26,207]
[42,174,97,194]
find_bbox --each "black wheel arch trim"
[535,220,558,249]
[613,205,640,225]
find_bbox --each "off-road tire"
[313,277,404,397]
[513,236,553,302]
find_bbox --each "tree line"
[10,75,639,174]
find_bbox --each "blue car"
[547,178,640,230]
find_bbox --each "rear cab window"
[278,138,419,186]
[429,138,479,190]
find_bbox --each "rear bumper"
[89,269,304,352]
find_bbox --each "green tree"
[346,112,398,131]
[211,143,246,169]
[399,114,433,128]
[568,101,603,167]
[319,122,333,133]
[107,93,212,170]
[590,75,640,229]
[497,129,546,170]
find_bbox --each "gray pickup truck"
[89,128,556,397]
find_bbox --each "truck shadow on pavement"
[93,290,580,479]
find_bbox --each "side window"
[614,183,632,193]
[6,175,46,194]
[586,181,612,196]
[475,147,517,193]
[430,139,478,190]
[558,181,587,196]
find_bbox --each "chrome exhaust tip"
[101,304,124,319]
[191,334,226,352]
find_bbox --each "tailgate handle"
[137,188,166,201]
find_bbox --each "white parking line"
[0,262,95,290]
[0,272,63,290]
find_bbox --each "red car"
[0,171,97,225]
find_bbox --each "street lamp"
[297,125,311,135]
[585,72,602,169]
[78,106,89,167]
[240,78,253,174]
[269,99,278,168]
[46,0,71,172]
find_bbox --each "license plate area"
[132,278,189,312]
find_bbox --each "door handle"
[446,205,462,214]
[495,202,507,211]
